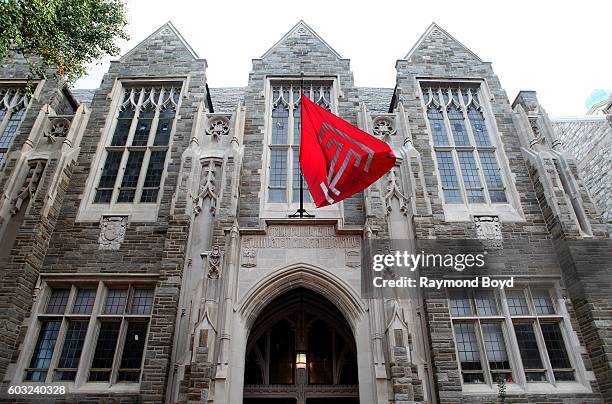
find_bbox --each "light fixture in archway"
[296,351,307,369]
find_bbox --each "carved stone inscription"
[242,226,360,249]
[240,225,361,269]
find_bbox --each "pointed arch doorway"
[243,288,359,404]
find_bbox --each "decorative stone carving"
[11,160,46,215]
[208,245,222,279]
[372,116,396,137]
[99,215,128,250]
[525,118,546,147]
[429,28,446,39]
[345,250,360,269]
[241,247,257,268]
[194,159,220,215]
[206,116,230,139]
[384,168,408,215]
[44,117,72,141]
[473,216,502,248]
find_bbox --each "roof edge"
[402,22,483,63]
[120,21,203,62]
[260,20,343,60]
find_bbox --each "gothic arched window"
[266,82,332,204]
[93,84,181,205]
[0,87,30,164]
[422,85,508,206]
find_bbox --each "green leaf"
[0,0,129,85]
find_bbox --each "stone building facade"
[551,96,611,233]
[0,21,610,404]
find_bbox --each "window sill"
[261,202,342,220]
[14,381,141,395]
[462,381,591,395]
[442,203,524,223]
[76,203,160,222]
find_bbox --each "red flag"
[300,94,396,208]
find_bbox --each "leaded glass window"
[449,291,472,316]
[457,151,485,203]
[129,288,154,315]
[506,290,530,315]
[140,150,167,202]
[24,282,154,385]
[422,84,507,205]
[89,321,120,382]
[532,289,555,315]
[540,323,574,381]
[94,151,123,203]
[454,322,484,383]
[117,321,149,381]
[25,320,61,381]
[72,288,96,314]
[0,87,30,164]
[449,286,577,387]
[449,290,510,384]
[474,291,498,316]
[104,289,128,314]
[482,323,511,381]
[436,151,462,203]
[513,323,545,381]
[267,82,333,204]
[46,289,70,314]
[54,320,89,380]
[94,84,181,205]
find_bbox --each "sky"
[74,0,611,117]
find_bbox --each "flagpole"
[290,71,314,218]
[299,72,304,218]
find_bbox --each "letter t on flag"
[299,94,396,208]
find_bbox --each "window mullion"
[289,85,295,145]
[458,88,490,203]
[110,89,144,205]
[499,289,527,388]
[134,137,156,204]
[475,319,493,386]
[440,89,469,205]
[287,146,294,205]
[104,89,127,148]
[473,150,492,205]
[110,318,128,385]
[528,286,557,385]
[459,88,478,149]
[288,88,295,204]
[284,146,290,205]
[45,317,68,383]
[75,281,104,387]
[124,88,145,147]
[109,150,130,205]
[451,150,470,206]
[534,317,556,386]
